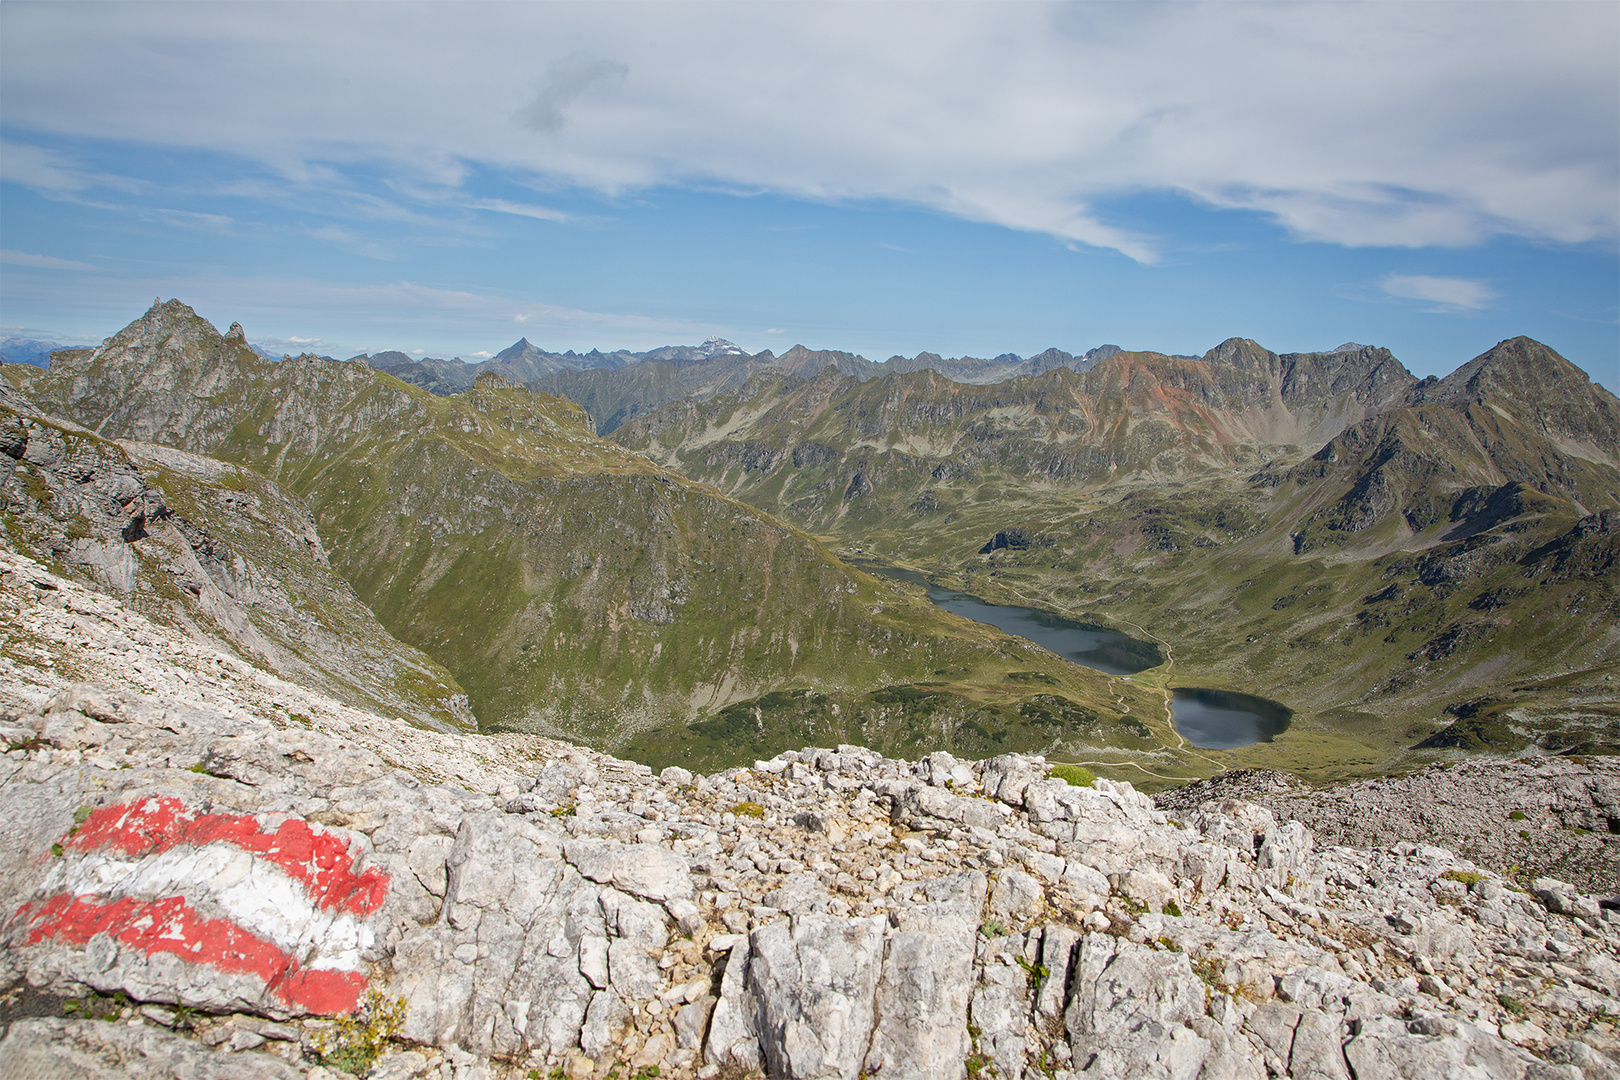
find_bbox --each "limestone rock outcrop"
[1,549,1618,1079]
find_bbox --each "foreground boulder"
[1,548,1618,1079]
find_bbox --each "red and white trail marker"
[11,796,392,1014]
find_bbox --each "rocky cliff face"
[1,383,470,730]
[2,549,1618,1080]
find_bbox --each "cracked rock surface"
[1,549,1618,1079]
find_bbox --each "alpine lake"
[864,564,1292,750]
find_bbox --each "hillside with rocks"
[5,302,1618,1076]
[3,547,1619,1079]
[1158,763,1620,897]
[0,378,471,731]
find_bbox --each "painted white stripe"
[41,845,374,971]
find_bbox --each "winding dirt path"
[1059,610,1232,777]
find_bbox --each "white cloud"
[1379,274,1498,312]
[466,198,571,223]
[1,4,1614,261]
[0,141,92,192]
[1,249,95,270]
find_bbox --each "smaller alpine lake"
[862,562,1293,749]
[1170,687,1293,750]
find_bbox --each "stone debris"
[1162,764,1620,897]
[1,548,1618,1079]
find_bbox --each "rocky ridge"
[2,548,1618,1080]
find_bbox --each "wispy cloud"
[0,141,92,192]
[1379,273,1498,313]
[144,208,235,234]
[1,249,96,270]
[467,198,571,223]
[0,322,98,343]
[0,140,145,196]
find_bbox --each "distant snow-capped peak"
[697,337,747,359]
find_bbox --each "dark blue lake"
[1170,687,1293,749]
[863,564,1162,676]
[864,563,1291,747]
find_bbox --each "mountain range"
[365,338,1132,434]
[0,337,67,367]
[609,334,1619,778]
[4,300,1616,783]
[3,301,1617,1080]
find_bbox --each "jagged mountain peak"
[696,336,746,358]
[130,297,214,334]
[1404,336,1620,454]
[494,337,539,363]
[1201,337,1275,368]
[86,298,260,374]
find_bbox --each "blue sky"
[2,2,1615,390]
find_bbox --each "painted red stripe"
[14,892,366,1014]
[68,798,389,915]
